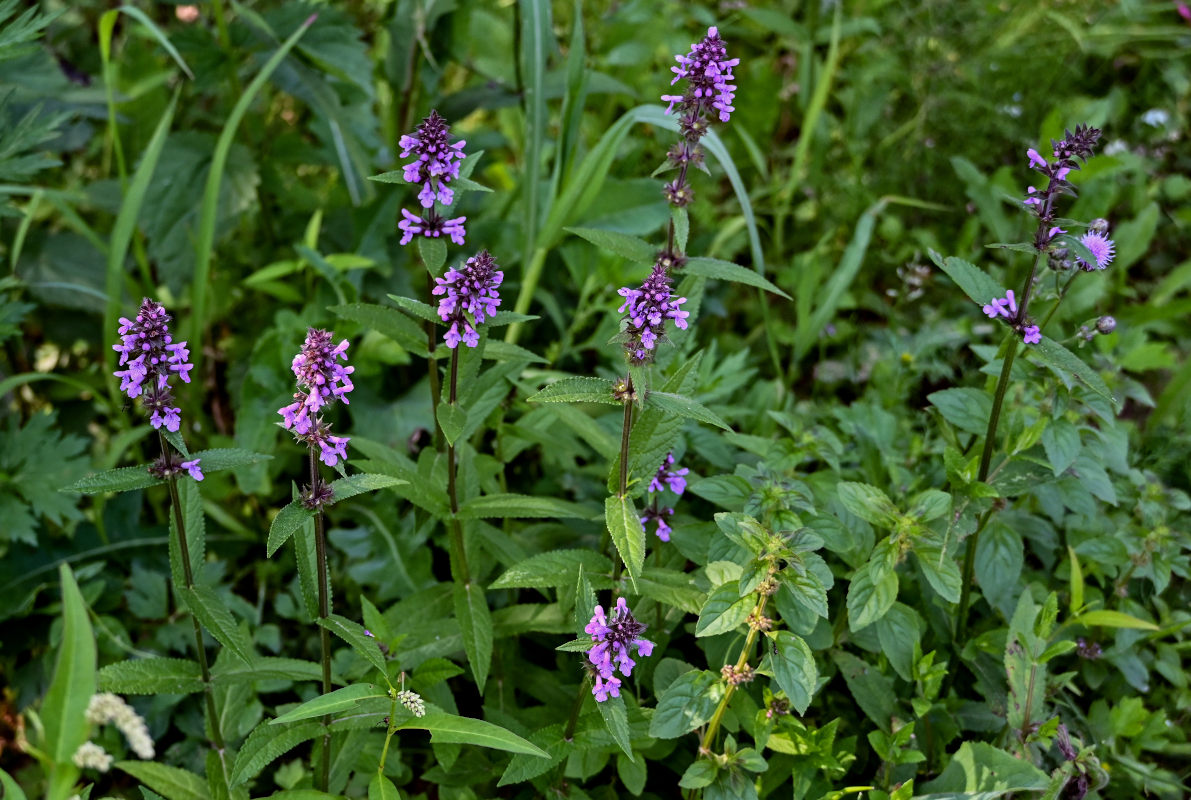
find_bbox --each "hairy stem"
[563,674,590,742]
[310,449,333,792]
[618,375,634,498]
[700,593,768,754]
[446,348,470,584]
[426,270,443,451]
[377,691,400,777]
[158,434,224,751]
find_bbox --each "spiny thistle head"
[112,298,193,432]
[433,250,504,348]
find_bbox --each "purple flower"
[181,459,204,481]
[648,452,689,495]
[1021,125,1102,234]
[665,27,739,124]
[641,506,674,542]
[113,298,194,431]
[433,250,503,349]
[584,598,654,702]
[279,329,355,466]
[618,261,689,365]
[1026,148,1047,169]
[1022,325,1041,345]
[982,290,1018,320]
[1076,231,1115,271]
[397,110,468,248]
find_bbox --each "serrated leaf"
[1030,336,1119,410]
[385,294,441,324]
[767,631,817,714]
[481,339,547,363]
[188,448,272,473]
[394,712,549,757]
[456,493,594,520]
[566,226,655,263]
[212,657,325,685]
[647,391,731,430]
[597,695,634,760]
[683,257,789,298]
[935,255,1008,307]
[327,473,405,505]
[331,302,429,357]
[1070,609,1158,631]
[915,545,962,603]
[847,559,897,631]
[837,482,899,527]
[649,670,719,739]
[418,237,446,272]
[1041,419,1081,476]
[267,501,313,557]
[66,465,159,495]
[116,762,207,800]
[318,614,387,677]
[182,585,253,664]
[527,376,619,404]
[491,550,612,589]
[99,658,202,695]
[928,388,993,436]
[230,719,323,786]
[636,569,702,614]
[454,581,493,691]
[437,402,466,447]
[695,581,752,637]
[272,683,386,725]
[605,494,645,589]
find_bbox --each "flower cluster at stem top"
[585,597,655,702]
[617,259,690,365]
[397,110,467,246]
[433,250,504,348]
[113,298,193,433]
[278,328,355,467]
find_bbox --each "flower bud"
[1096,315,1116,334]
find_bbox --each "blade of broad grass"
[104,90,178,407]
[187,14,316,353]
[518,0,551,312]
[9,188,41,272]
[548,0,587,205]
[110,5,195,78]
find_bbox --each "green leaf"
[454,581,493,691]
[1041,419,1081,476]
[636,569,703,614]
[526,376,619,404]
[605,494,646,589]
[436,402,466,447]
[318,614,387,677]
[271,683,386,725]
[188,448,272,474]
[1030,336,1119,411]
[190,15,315,345]
[519,0,550,293]
[597,694,634,760]
[331,302,428,358]
[43,565,96,764]
[99,658,202,695]
[230,719,323,786]
[394,712,549,758]
[678,759,718,790]
[491,550,612,589]
[1070,609,1158,631]
[847,559,898,631]
[927,388,993,436]
[212,657,324,685]
[933,254,1008,307]
[368,774,401,800]
[67,465,159,495]
[480,339,547,364]
[566,226,655,263]
[647,391,731,430]
[695,581,752,637]
[0,768,28,800]
[767,631,817,714]
[327,473,406,506]
[837,482,899,527]
[267,500,313,557]
[873,603,922,682]
[649,670,719,739]
[182,585,253,664]
[915,545,962,603]
[833,650,894,730]
[418,237,446,272]
[683,257,789,298]
[385,294,441,324]
[116,762,207,800]
[919,742,1049,795]
[456,493,594,520]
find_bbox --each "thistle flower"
[433,250,504,348]
[1076,231,1115,271]
[112,298,193,433]
[397,110,468,247]
[85,692,155,760]
[618,261,689,365]
[279,329,355,467]
[584,597,654,702]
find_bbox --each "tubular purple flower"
[665,26,739,125]
[648,452,689,495]
[399,208,467,247]
[641,505,674,542]
[584,598,654,702]
[1076,231,1115,271]
[279,329,355,467]
[181,459,204,481]
[1022,325,1042,345]
[618,261,689,365]
[433,250,504,349]
[113,298,194,434]
[982,290,1018,320]
[397,110,468,248]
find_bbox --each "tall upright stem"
[158,434,224,751]
[618,375,634,498]
[310,449,333,791]
[699,593,768,754]
[446,348,470,584]
[426,272,443,451]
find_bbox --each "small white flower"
[72,741,113,772]
[396,690,426,718]
[1140,108,1170,128]
[86,692,155,759]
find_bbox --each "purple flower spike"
[181,459,204,481]
[433,250,503,349]
[982,290,1018,320]
[113,298,194,432]
[584,598,654,702]
[648,452,689,495]
[641,506,674,542]
[1076,231,1115,271]
[279,328,355,468]
[1026,148,1048,169]
[665,27,739,124]
[618,262,688,365]
[396,110,468,248]
[1022,325,1042,345]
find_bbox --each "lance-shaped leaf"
[181,585,253,664]
[393,712,549,758]
[566,226,655,263]
[605,494,645,589]
[318,614,388,677]
[646,391,731,430]
[99,658,203,695]
[271,683,387,725]
[527,376,620,404]
[683,256,789,298]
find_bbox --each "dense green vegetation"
[1,1,1189,799]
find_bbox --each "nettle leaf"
[318,614,387,677]
[914,544,962,603]
[188,448,272,473]
[909,489,952,522]
[181,586,253,665]
[331,302,429,358]
[1030,335,1120,411]
[116,762,207,800]
[597,694,634,760]
[636,568,703,614]
[272,683,386,725]
[765,631,817,714]
[1041,418,1081,476]
[67,465,160,495]
[231,718,323,786]
[606,494,646,588]
[920,741,1049,795]
[99,658,203,695]
[647,391,731,430]
[683,256,790,298]
[833,650,894,730]
[527,376,619,404]
[649,669,720,739]
[873,603,923,682]
[267,500,312,557]
[837,482,899,527]
[931,253,1007,307]
[437,402,466,446]
[492,550,612,589]
[394,712,549,757]
[453,581,494,690]
[418,237,446,272]
[566,226,655,263]
[327,473,405,505]
[212,657,325,685]
[386,294,442,324]
[695,581,752,637]
[928,388,992,436]
[457,493,594,520]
